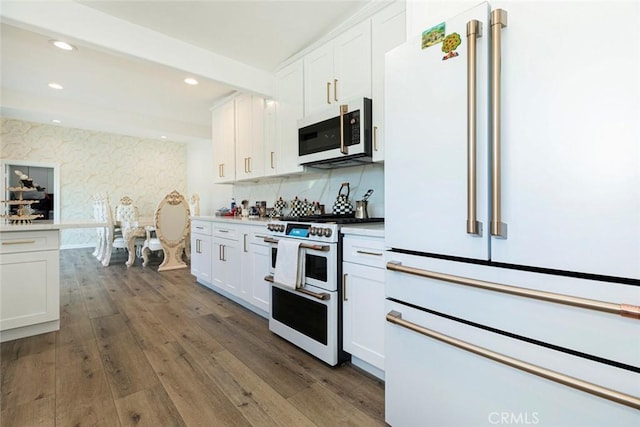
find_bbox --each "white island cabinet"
[341,224,386,380]
[0,229,60,342]
[0,221,106,342]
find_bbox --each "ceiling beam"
[0,0,275,98]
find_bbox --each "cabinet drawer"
[214,224,238,241]
[191,220,212,236]
[0,230,59,254]
[343,236,385,268]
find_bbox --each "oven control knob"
[309,227,316,235]
[278,225,285,232]
[322,228,332,237]
[267,224,273,231]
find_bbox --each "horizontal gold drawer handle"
[2,240,37,245]
[387,261,640,319]
[356,250,383,256]
[387,310,640,410]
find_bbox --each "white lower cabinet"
[212,225,241,297]
[190,220,212,284]
[0,229,60,342]
[193,220,270,317]
[240,228,271,315]
[342,234,386,374]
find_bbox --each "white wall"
[0,118,187,247]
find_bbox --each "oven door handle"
[263,237,330,252]
[265,275,331,301]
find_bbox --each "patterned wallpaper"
[0,119,187,247]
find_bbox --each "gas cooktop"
[278,214,384,224]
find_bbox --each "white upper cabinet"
[235,94,265,180]
[211,99,236,184]
[304,20,372,116]
[371,1,406,162]
[264,59,305,177]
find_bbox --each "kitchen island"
[0,220,105,342]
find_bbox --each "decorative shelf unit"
[1,186,44,224]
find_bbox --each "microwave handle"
[339,104,349,155]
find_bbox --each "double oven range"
[264,215,383,366]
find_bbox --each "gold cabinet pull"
[326,82,331,104]
[334,78,338,101]
[356,250,383,256]
[387,310,640,410]
[490,9,508,238]
[373,126,379,151]
[2,240,37,245]
[467,19,482,236]
[343,273,348,301]
[270,151,275,169]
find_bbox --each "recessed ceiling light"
[48,82,64,90]
[184,77,199,86]
[50,40,76,51]
[160,135,167,139]
[52,119,61,124]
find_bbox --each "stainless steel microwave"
[297,97,372,169]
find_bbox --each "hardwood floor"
[1,249,386,427]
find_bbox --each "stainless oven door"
[267,238,337,292]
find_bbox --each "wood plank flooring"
[1,249,385,427]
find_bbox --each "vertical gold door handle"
[343,273,348,301]
[339,104,349,155]
[374,126,379,151]
[334,79,338,101]
[326,82,331,104]
[490,9,508,238]
[466,19,482,236]
[248,157,251,173]
[270,151,275,169]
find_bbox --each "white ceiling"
[0,0,385,144]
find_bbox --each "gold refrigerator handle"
[386,310,640,410]
[490,9,508,238]
[339,104,349,155]
[467,19,482,236]
[386,261,640,319]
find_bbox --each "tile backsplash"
[231,163,384,218]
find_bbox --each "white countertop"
[192,215,385,237]
[192,215,270,224]
[0,219,106,232]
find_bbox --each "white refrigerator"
[384,1,639,426]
